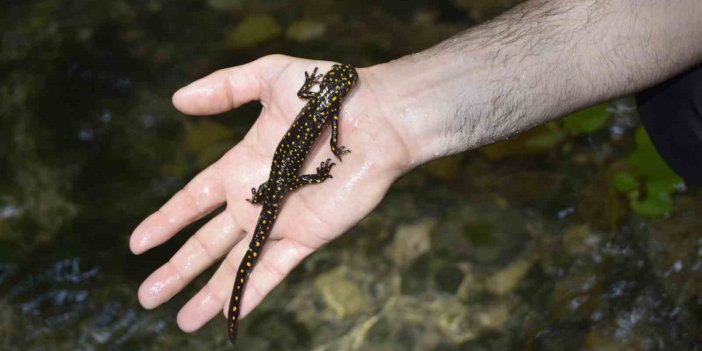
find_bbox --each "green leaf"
[612,171,639,193]
[634,125,657,150]
[631,199,669,217]
[614,127,684,218]
[647,178,681,195]
[628,127,681,181]
[630,179,682,218]
[563,104,609,135]
[631,194,673,217]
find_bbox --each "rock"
[485,256,533,295]
[436,300,476,343]
[227,14,281,49]
[390,219,436,267]
[563,224,601,256]
[314,267,368,318]
[476,303,510,330]
[456,263,482,301]
[550,270,598,321]
[286,19,326,42]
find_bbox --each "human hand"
[129,55,418,332]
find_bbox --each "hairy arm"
[372,0,702,165]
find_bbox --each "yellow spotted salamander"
[227,63,358,344]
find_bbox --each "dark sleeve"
[635,63,702,186]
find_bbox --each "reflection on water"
[1,0,701,350]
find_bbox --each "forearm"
[370,0,702,165]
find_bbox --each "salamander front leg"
[330,116,350,161]
[246,182,268,204]
[297,67,323,99]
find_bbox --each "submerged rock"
[310,293,516,351]
[314,267,368,318]
[563,224,602,256]
[286,19,327,42]
[227,15,281,49]
[390,218,436,268]
[485,255,534,296]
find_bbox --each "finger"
[172,56,282,116]
[130,164,226,254]
[137,211,246,309]
[176,236,252,332]
[228,238,314,319]
[176,237,313,332]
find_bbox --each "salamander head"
[322,63,358,98]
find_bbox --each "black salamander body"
[227,63,358,344]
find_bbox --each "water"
[1,0,701,350]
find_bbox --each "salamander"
[227,63,358,344]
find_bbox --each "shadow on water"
[1,0,701,350]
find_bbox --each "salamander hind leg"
[293,159,335,189]
[330,117,351,161]
[297,67,323,99]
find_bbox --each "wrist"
[365,52,483,167]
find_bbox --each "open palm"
[130,55,411,332]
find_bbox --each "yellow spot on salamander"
[246,261,251,267]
